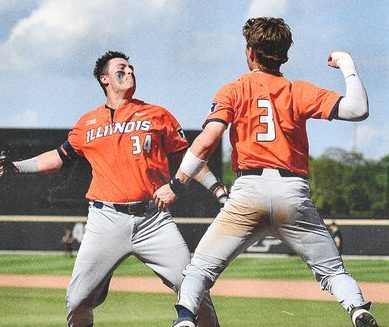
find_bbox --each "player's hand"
[0,155,18,177]
[153,183,177,211]
[328,51,354,70]
[210,180,229,207]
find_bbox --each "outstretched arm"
[154,121,227,210]
[15,149,63,174]
[1,149,63,176]
[167,148,228,203]
[177,121,226,181]
[193,165,229,205]
[328,51,368,121]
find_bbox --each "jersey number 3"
[256,99,275,142]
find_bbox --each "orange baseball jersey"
[204,72,341,175]
[60,99,188,202]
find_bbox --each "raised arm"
[328,51,368,121]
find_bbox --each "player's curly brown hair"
[94,51,129,94]
[243,17,293,71]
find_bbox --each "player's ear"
[245,46,257,70]
[246,46,256,63]
[100,74,109,85]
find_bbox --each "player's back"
[209,72,339,175]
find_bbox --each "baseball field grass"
[1,253,389,281]
[2,286,381,327]
[1,254,388,327]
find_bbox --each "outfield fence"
[0,216,388,255]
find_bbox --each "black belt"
[93,200,149,216]
[236,168,306,179]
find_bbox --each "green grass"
[0,254,388,326]
[223,256,389,282]
[1,287,388,327]
[0,254,388,282]
[0,253,153,277]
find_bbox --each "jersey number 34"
[131,134,152,154]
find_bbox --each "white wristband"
[14,158,39,173]
[180,148,207,178]
[198,171,218,190]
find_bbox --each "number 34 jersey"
[204,72,341,176]
[66,99,189,203]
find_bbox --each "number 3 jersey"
[59,99,189,203]
[204,72,341,176]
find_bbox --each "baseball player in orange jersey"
[154,18,379,327]
[0,51,226,327]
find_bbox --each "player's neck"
[105,93,134,110]
[251,64,282,76]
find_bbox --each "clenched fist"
[328,51,357,78]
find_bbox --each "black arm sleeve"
[56,140,79,164]
[328,96,343,120]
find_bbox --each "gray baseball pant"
[177,169,366,315]
[66,202,219,327]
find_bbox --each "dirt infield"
[1,274,388,303]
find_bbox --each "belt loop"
[92,200,104,209]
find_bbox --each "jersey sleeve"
[163,110,189,154]
[293,81,341,120]
[202,83,236,128]
[67,118,85,157]
[57,140,80,164]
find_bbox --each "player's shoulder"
[237,71,254,80]
[133,99,179,121]
[82,105,103,117]
[72,105,104,128]
[215,74,246,95]
[291,80,330,99]
[227,71,289,88]
[291,79,318,90]
[215,72,270,96]
[292,79,315,85]
[134,98,167,112]
[229,72,252,87]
